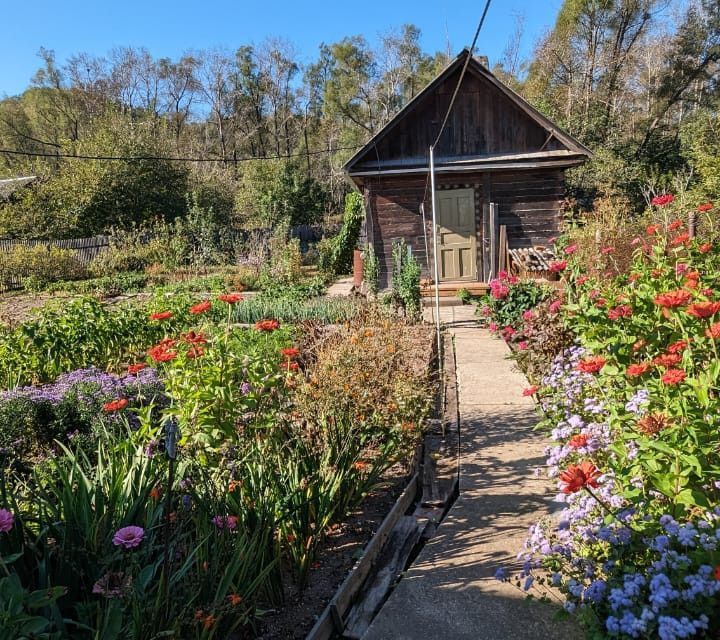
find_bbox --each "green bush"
[391,239,422,320]
[318,192,364,278]
[48,272,150,297]
[0,244,89,291]
[362,244,380,295]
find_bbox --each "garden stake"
[162,417,180,620]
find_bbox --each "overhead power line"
[432,0,493,149]
[0,144,363,164]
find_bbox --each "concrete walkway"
[363,308,577,640]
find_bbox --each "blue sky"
[0,0,563,98]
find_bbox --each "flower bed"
[486,202,720,639]
[0,288,432,638]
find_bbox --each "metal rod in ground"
[429,145,442,372]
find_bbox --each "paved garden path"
[363,307,578,640]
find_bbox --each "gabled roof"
[344,49,591,177]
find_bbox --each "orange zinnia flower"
[698,202,714,212]
[699,243,713,254]
[189,300,211,315]
[636,413,672,436]
[652,353,682,368]
[186,346,204,359]
[280,347,300,358]
[666,340,689,354]
[706,322,720,339]
[218,293,243,304]
[568,434,589,449]
[148,343,177,362]
[670,232,690,247]
[653,290,692,308]
[149,311,173,321]
[646,224,660,235]
[687,301,720,319]
[182,330,207,345]
[632,339,646,352]
[559,461,601,494]
[627,362,652,377]
[668,219,683,230]
[150,485,163,500]
[127,363,147,374]
[522,385,539,397]
[227,593,243,606]
[103,398,128,413]
[255,319,280,332]
[661,369,686,385]
[577,356,606,374]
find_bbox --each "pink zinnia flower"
[112,526,145,549]
[0,508,14,533]
[518,341,528,350]
[549,300,562,314]
[522,310,534,322]
[564,244,578,255]
[488,322,498,332]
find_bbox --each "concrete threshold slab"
[362,328,577,640]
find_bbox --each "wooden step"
[420,281,489,298]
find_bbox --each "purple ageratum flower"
[240,381,251,395]
[112,525,145,549]
[0,508,14,533]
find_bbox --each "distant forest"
[0,0,718,238]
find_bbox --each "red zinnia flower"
[668,219,683,231]
[522,385,539,397]
[548,260,568,273]
[577,356,606,374]
[218,293,243,304]
[182,330,207,345]
[608,305,632,320]
[148,342,177,363]
[653,290,692,308]
[662,369,686,385]
[255,319,280,332]
[699,243,713,254]
[666,340,689,354]
[705,322,720,339]
[189,300,211,315]
[715,565,720,581]
[127,363,147,375]
[687,301,720,319]
[559,461,601,494]
[651,194,675,206]
[103,398,128,413]
[652,353,682,368]
[150,311,173,321]
[281,347,300,358]
[186,346,204,359]
[627,362,652,377]
[698,202,713,212]
[646,224,660,235]
[576,275,589,286]
[568,434,589,449]
[670,232,690,247]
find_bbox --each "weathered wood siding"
[490,169,564,248]
[363,168,563,286]
[352,66,564,172]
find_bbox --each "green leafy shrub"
[318,192,364,277]
[478,272,551,331]
[391,239,422,320]
[0,245,89,291]
[362,244,380,295]
[47,272,150,297]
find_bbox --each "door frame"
[434,187,477,282]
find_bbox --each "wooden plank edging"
[305,471,420,640]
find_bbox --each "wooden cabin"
[343,49,591,292]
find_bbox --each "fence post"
[688,211,697,240]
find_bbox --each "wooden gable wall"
[351,66,565,172]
